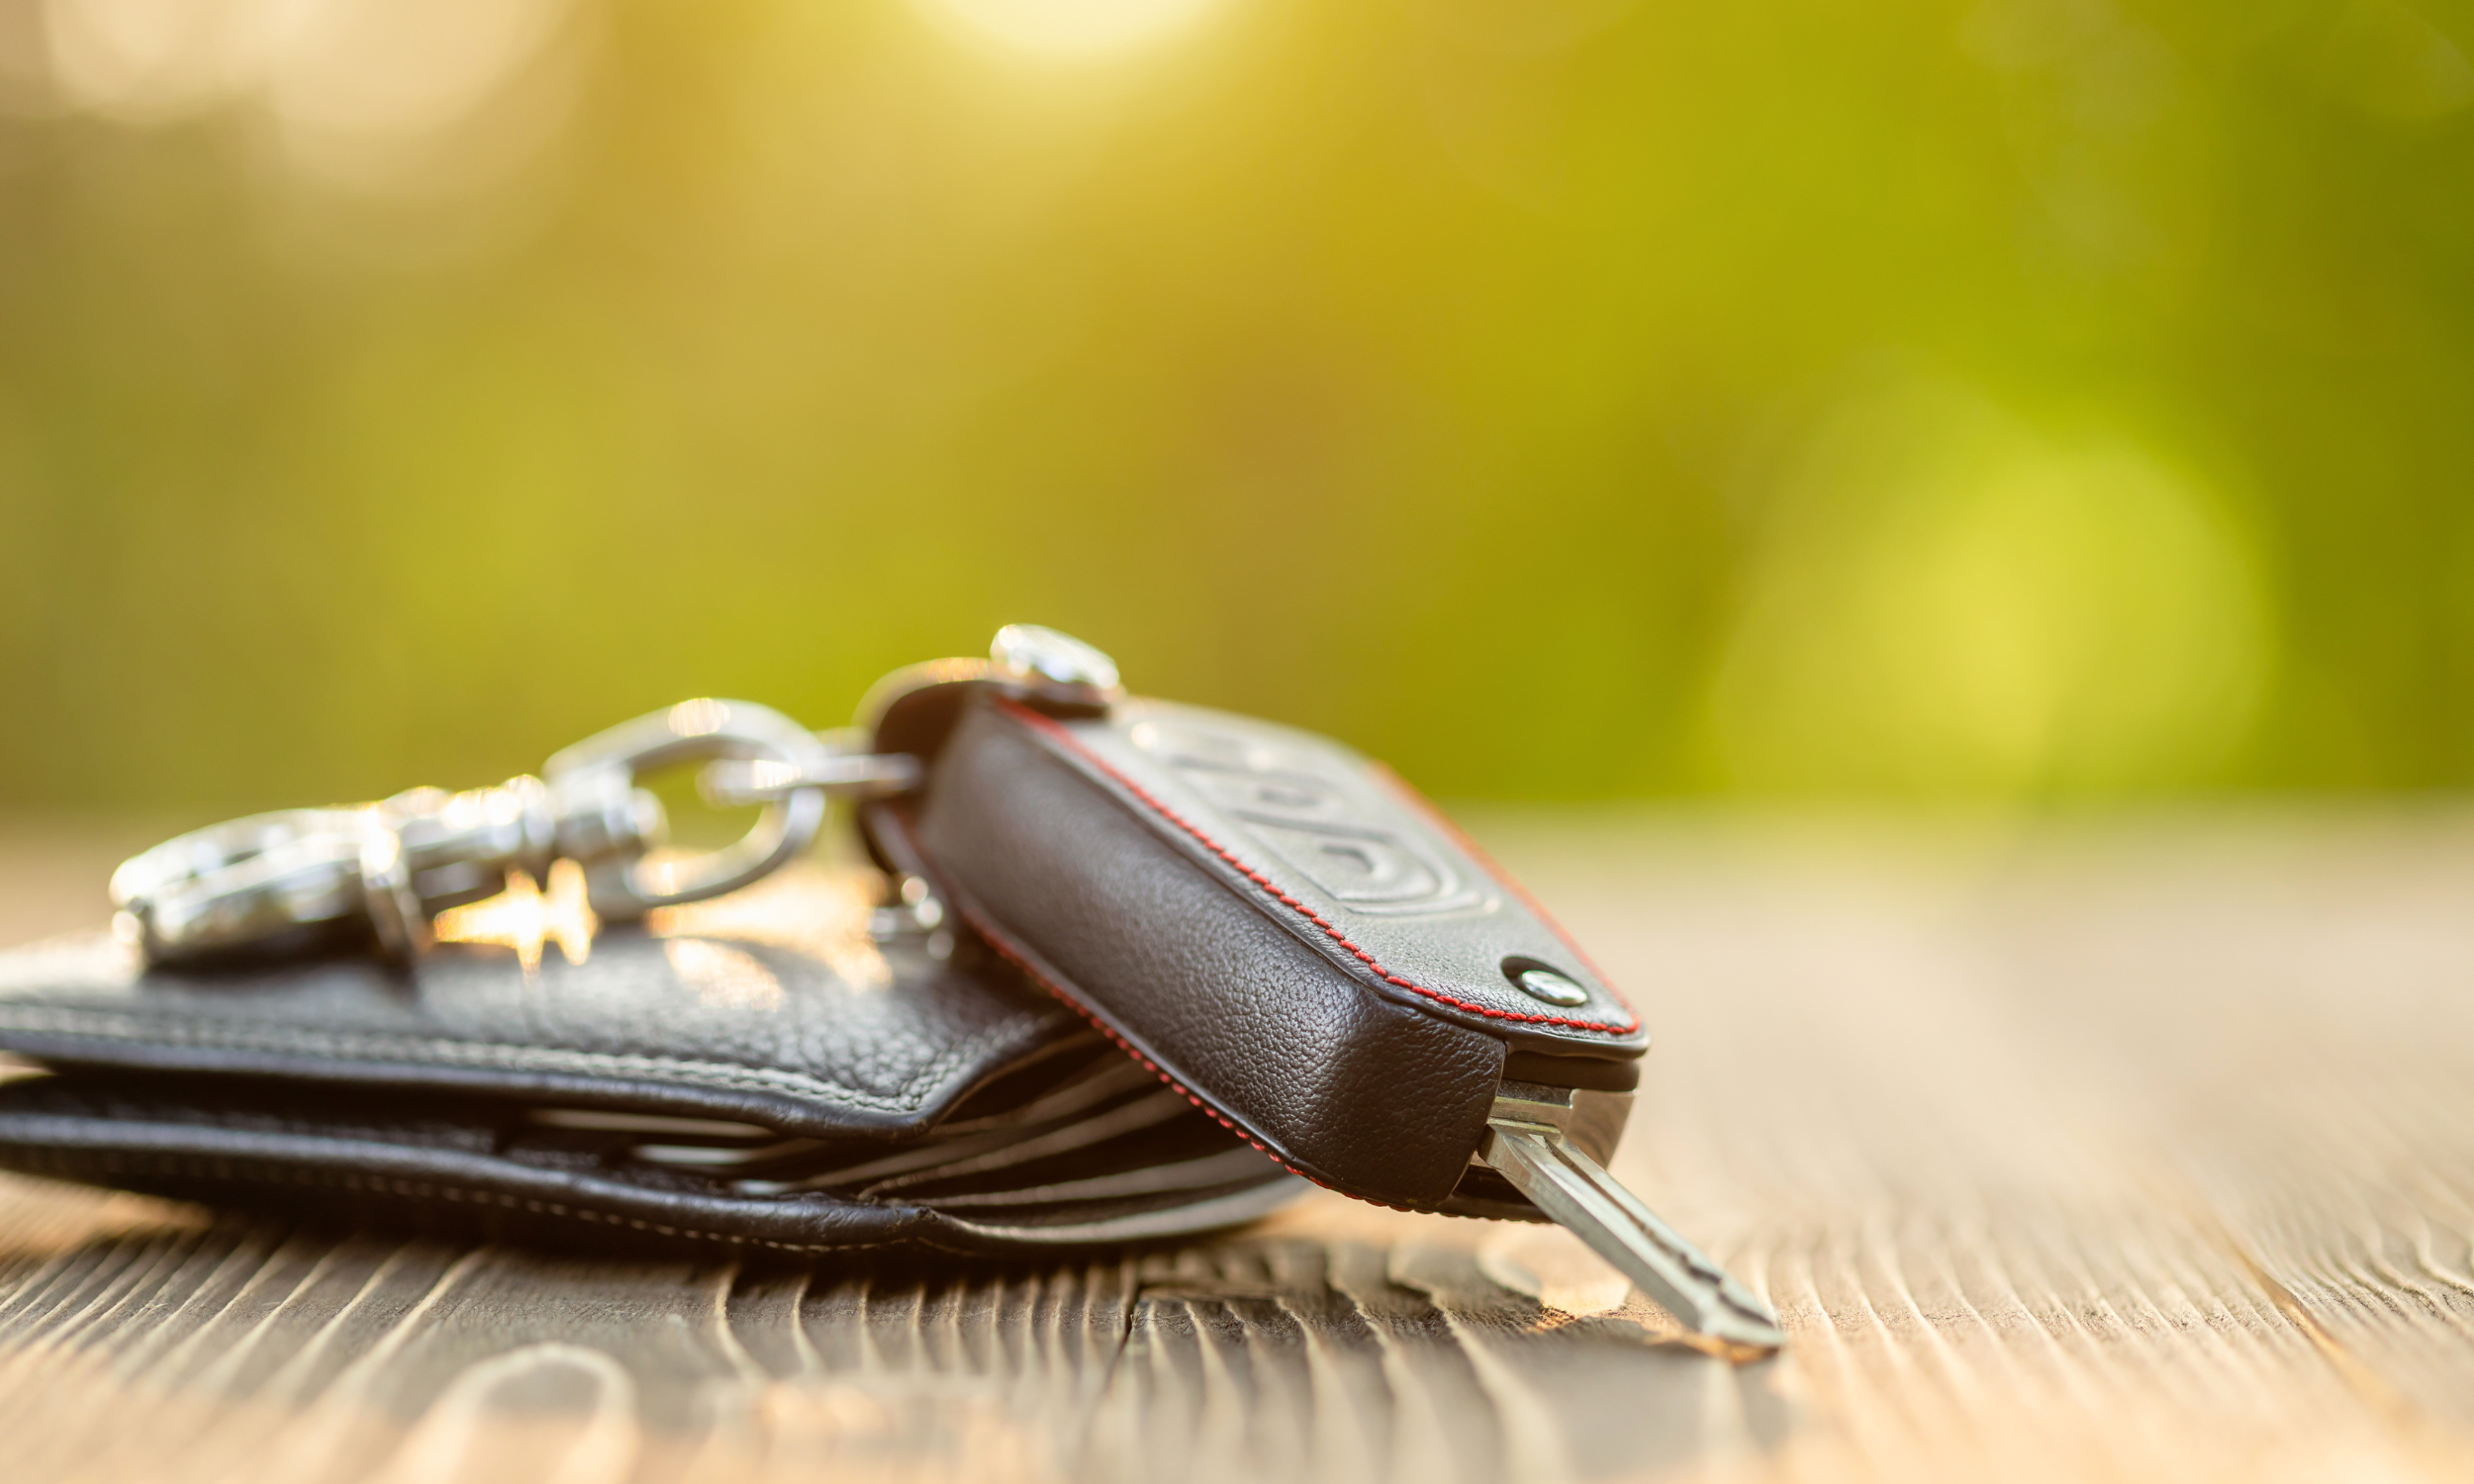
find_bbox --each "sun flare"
[915,0,1222,58]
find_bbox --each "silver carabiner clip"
[111,697,918,967]
[109,626,1112,968]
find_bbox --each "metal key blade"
[1480,1118,1784,1358]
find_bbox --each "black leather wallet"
[0,868,1305,1256]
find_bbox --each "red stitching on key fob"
[1363,758,1631,1004]
[954,897,1415,1205]
[998,700,1642,1037]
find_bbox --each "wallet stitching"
[3,1147,874,1254]
[998,702,1642,1037]
[0,1006,1036,1113]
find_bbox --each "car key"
[847,626,1784,1357]
[1484,1084,1783,1355]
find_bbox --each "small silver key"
[1480,1091,1783,1358]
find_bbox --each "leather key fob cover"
[868,691,1648,1213]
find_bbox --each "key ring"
[109,625,1118,968]
[111,698,915,966]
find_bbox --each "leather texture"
[897,695,1648,1212]
[0,866,1304,1255]
[0,1069,1301,1259]
[0,881,1059,1140]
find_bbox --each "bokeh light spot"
[38,0,577,197]
[1707,374,2276,798]
[914,0,1224,59]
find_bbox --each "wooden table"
[8,811,2474,1483]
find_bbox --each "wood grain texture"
[8,811,2474,1482]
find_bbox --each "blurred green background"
[0,0,2467,812]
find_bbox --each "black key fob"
[860,633,1647,1216]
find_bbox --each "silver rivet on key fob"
[992,623,1122,694]
[1510,965,1591,1006]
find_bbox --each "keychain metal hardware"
[109,625,1114,967]
[111,698,909,966]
